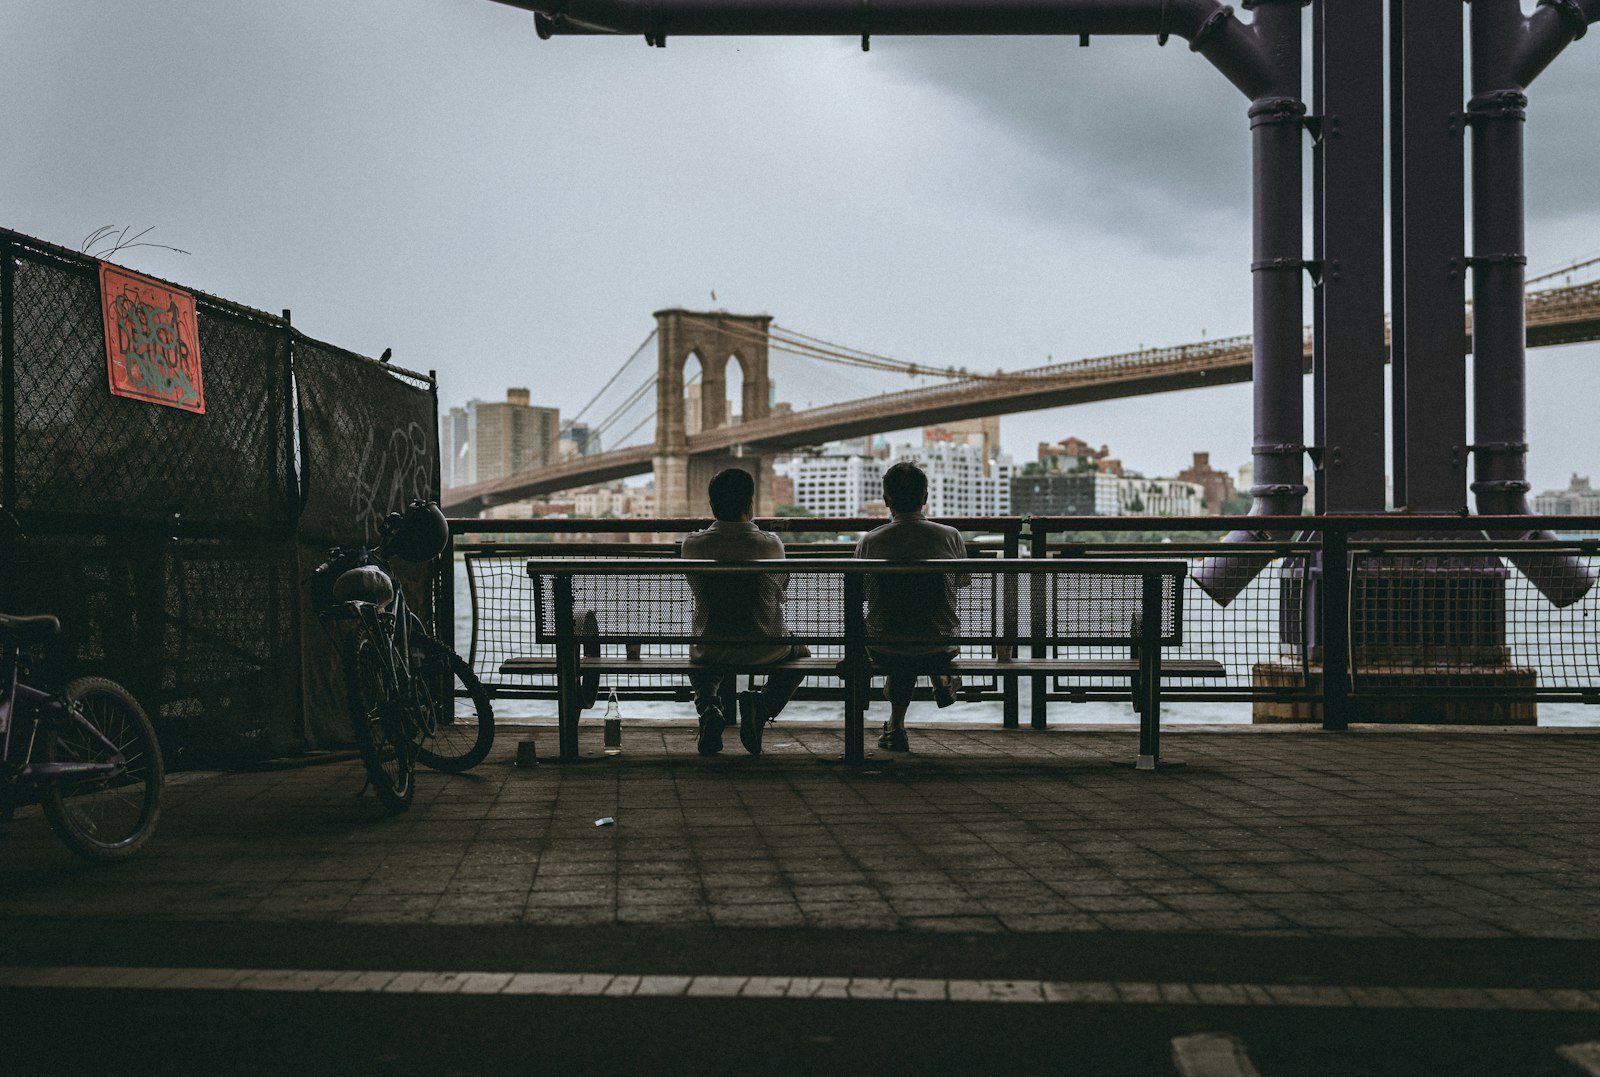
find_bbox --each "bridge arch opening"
[722,352,746,426]
[682,350,706,435]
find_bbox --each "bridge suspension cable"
[562,329,658,431]
[584,371,657,445]
[1527,254,1600,286]
[680,313,1032,383]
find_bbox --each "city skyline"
[439,374,1596,512]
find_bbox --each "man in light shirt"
[681,468,808,757]
[854,461,967,752]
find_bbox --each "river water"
[453,558,1597,727]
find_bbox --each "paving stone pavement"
[4,722,1598,942]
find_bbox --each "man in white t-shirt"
[681,468,808,757]
[854,461,967,752]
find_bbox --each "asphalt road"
[6,919,1600,1076]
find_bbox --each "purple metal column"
[1466,0,1597,606]
[1192,0,1306,604]
[1389,0,1466,513]
[1312,0,1385,514]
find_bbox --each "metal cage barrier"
[0,228,440,765]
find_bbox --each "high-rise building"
[781,447,885,517]
[440,388,560,488]
[1177,452,1237,514]
[441,405,472,489]
[782,428,1016,519]
[889,439,1014,516]
[1114,475,1203,516]
[560,422,596,458]
[1534,474,1600,515]
[925,418,1002,476]
[1010,472,1121,517]
[1036,436,1120,476]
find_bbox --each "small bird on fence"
[379,348,392,364]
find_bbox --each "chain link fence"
[0,228,438,766]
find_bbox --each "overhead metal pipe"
[505,0,1306,603]
[1468,0,1598,607]
[498,0,1281,98]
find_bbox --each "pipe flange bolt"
[1248,97,1307,126]
[1539,0,1589,41]
[1189,6,1234,52]
[1467,89,1529,121]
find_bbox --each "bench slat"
[499,656,1226,678]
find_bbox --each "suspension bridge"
[442,262,1600,516]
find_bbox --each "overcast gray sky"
[5,0,1598,495]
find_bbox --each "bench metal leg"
[842,576,868,764]
[843,664,866,764]
[1116,576,1183,771]
[1137,652,1160,769]
[554,577,582,763]
[557,645,581,763]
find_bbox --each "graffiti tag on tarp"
[98,263,205,414]
[351,421,432,543]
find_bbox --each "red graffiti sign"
[99,263,205,414]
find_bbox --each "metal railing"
[448,514,1600,728]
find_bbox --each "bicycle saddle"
[0,612,60,643]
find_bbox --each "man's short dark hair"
[882,461,928,514]
[707,468,756,521]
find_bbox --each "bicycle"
[311,500,493,812]
[0,612,164,859]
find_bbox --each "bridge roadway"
[444,277,1600,513]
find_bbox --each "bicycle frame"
[0,651,125,781]
[332,584,438,741]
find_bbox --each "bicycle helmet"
[381,499,450,562]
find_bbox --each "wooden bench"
[502,558,1222,768]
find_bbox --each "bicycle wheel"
[412,639,495,773]
[346,633,415,812]
[39,677,164,861]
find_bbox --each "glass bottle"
[602,687,622,755]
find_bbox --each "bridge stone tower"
[653,309,776,519]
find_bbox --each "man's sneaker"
[877,722,910,752]
[737,691,766,756]
[933,675,961,709]
[697,708,724,756]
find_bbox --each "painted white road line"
[2,966,1600,1011]
[1559,1041,1600,1075]
[1171,1032,1262,1077]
